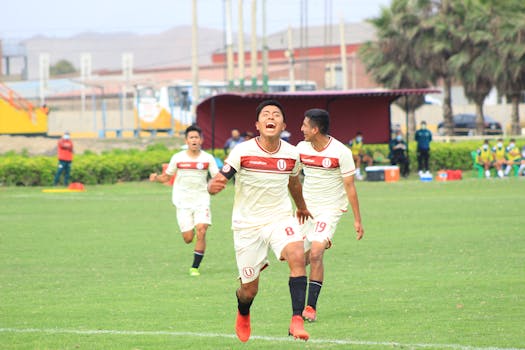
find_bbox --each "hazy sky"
[1,0,391,40]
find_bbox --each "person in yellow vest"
[492,138,506,178]
[476,139,494,178]
[503,139,521,176]
[348,131,373,180]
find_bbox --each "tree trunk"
[442,77,454,136]
[408,108,416,138]
[475,103,485,136]
[510,94,521,135]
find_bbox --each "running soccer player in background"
[150,124,219,276]
[207,99,312,342]
[297,108,364,322]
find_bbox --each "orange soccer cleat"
[235,311,251,342]
[288,315,309,341]
[302,305,317,322]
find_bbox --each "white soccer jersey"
[165,150,219,209]
[297,136,356,212]
[225,137,301,229]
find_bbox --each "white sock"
[485,170,490,178]
[497,170,504,178]
[519,164,525,175]
[504,166,511,176]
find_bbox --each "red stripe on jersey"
[177,162,210,170]
[240,156,296,172]
[300,154,340,169]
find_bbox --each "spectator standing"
[53,132,74,186]
[223,128,243,155]
[207,100,312,342]
[389,131,409,177]
[297,108,364,323]
[149,125,219,276]
[348,131,373,180]
[414,121,432,175]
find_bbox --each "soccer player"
[415,121,432,175]
[149,124,219,276]
[297,108,364,323]
[207,100,312,342]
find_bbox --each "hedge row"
[0,140,522,186]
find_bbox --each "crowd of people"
[475,138,525,178]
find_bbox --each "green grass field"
[1,177,524,350]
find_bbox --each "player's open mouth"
[266,123,276,129]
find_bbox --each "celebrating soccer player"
[297,108,364,322]
[207,100,312,342]
[150,124,219,276]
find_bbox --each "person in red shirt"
[53,132,74,186]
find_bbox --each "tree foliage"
[360,0,524,136]
[50,59,77,77]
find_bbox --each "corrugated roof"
[202,88,441,102]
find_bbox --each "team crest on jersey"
[277,159,287,171]
[322,158,332,168]
[197,162,204,170]
[222,164,231,172]
[243,267,255,279]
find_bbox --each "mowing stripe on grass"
[0,328,523,350]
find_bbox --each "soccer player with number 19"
[208,100,312,342]
[297,108,364,323]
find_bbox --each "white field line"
[0,327,523,350]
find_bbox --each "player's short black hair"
[304,108,329,135]
[255,99,286,121]
[185,124,202,137]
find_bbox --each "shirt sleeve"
[165,154,178,176]
[208,154,220,177]
[225,143,241,172]
[340,146,357,177]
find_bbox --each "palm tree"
[448,0,496,136]
[490,0,525,135]
[412,0,465,137]
[359,0,430,136]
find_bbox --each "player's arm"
[343,175,364,240]
[149,172,172,184]
[207,164,236,194]
[288,175,312,224]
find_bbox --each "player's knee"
[182,232,194,244]
[240,284,258,300]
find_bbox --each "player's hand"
[208,176,227,194]
[354,221,364,240]
[295,208,313,225]
[149,173,158,182]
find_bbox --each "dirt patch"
[0,135,185,157]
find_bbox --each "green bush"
[364,140,524,172]
[1,140,522,186]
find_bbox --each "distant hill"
[22,27,226,79]
[14,21,375,80]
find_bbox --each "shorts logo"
[322,158,332,168]
[242,267,255,279]
[197,162,204,170]
[277,159,286,171]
